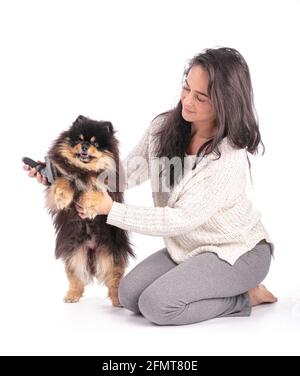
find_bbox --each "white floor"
[1,283,299,356]
[1,232,300,356]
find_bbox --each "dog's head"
[54,115,118,172]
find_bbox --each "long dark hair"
[154,47,265,188]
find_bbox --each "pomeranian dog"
[45,115,134,306]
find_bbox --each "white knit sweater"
[106,115,274,265]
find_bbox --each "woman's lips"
[183,107,195,114]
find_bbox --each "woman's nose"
[183,92,194,107]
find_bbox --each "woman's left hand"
[75,190,113,219]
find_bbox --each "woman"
[24,47,277,326]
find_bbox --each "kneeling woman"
[32,47,279,326]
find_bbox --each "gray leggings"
[118,241,272,326]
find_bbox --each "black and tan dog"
[45,115,134,306]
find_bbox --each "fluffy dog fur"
[45,115,135,306]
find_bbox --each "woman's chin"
[182,110,194,122]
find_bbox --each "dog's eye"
[71,138,81,144]
[93,142,99,148]
[70,140,80,146]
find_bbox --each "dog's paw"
[54,186,73,210]
[111,297,123,307]
[64,294,81,303]
[81,205,99,220]
[78,192,103,219]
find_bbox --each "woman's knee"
[138,287,167,325]
[138,285,187,326]
[118,275,141,314]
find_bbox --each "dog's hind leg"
[64,246,90,303]
[95,247,127,307]
[64,270,85,303]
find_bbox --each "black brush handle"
[22,157,45,172]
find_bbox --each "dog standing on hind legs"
[44,115,135,306]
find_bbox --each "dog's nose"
[81,142,90,152]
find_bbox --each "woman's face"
[180,64,216,128]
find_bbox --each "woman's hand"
[23,160,49,185]
[75,189,113,219]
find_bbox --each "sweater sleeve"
[107,148,247,236]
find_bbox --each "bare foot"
[248,284,278,306]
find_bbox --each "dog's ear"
[104,121,114,133]
[75,115,89,123]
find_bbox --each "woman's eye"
[182,84,205,103]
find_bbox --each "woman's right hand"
[23,160,49,185]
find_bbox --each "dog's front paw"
[78,191,104,219]
[80,205,99,220]
[54,186,74,210]
[46,178,74,212]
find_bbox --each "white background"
[0,0,300,356]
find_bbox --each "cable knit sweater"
[106,115,275,265]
